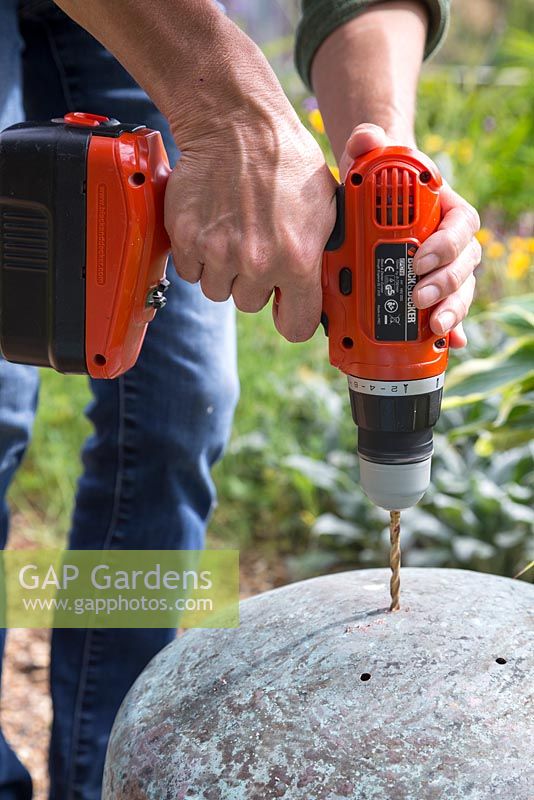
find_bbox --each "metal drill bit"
[389,510,401,611]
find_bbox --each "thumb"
[272,281,323,343]
[339,123,391,179]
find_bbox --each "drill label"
[375,242,418,341]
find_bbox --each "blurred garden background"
[9,0,534,585]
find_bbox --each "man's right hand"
[53,0,336,342]
[164,102,336,343]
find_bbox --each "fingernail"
[416,284,440,307]
[415,254,440,274]
[437,310,456,332]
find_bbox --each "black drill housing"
[350,388,443,465]
[0,121,89,372]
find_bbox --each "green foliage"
[420,26,534,222]
[416,58,534,221]
[211,297,533,582]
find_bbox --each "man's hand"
[342,124,480,348]
[311,1,481,350]
[53,0,337,343]
[164,100,336,343]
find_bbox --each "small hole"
[351,173,363,186]
[94,354,107,366]
[342,337,354,349]
[129,172,146,187]
[360,673,371,682]
[495,657,507,665]
[419,170,431,184]
[435,338,447,349]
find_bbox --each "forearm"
[311,2,428,161]
[53,0,291,148]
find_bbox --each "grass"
[8,308,334,548]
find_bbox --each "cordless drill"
[322,148,446,510]
[0,114,447,511]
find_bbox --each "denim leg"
[0,2,39,797]
[0,367,37,800]
[18,4,239,799]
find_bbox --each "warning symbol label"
[375,242,419,341]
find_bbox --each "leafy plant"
[213,297,534,583]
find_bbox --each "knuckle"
[280,233,316,280]
[288,251,316,282]
[456,296,469,320]
[200,234,231,266]
[447,265,464,293]
[240,242,271,278]
[464,203,481,232]
[446,229,463,262]
[173,218,199,255]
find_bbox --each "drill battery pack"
[0,112,170,378]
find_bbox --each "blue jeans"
[0,1,238,797]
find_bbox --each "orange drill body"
[322,146,447,382]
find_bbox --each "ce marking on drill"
[348,374,446,397]
[375,243,419,342]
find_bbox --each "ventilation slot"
[0,205,50,271]
[375,168,415,226]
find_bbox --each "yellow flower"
[485,241,505,260]
[476,228,493,246]
[528,238,534,254]
[456,138,473,164]
[423,134,444,153]
[509,236,527,251]
[329,165,340,183]
[308,109,325,135]
[507,251,531,279]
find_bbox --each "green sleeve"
[295,0,451,90]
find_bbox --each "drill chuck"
[348,373,445,510]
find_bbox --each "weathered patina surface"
[103,568,534,799]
